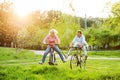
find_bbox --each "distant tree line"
[0,1,120,50]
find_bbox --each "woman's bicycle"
[45,44,58,65]
[70,47,87,69]
[48,47,57,65]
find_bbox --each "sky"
[11,0,119,18]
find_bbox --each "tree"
[112,2,120,17]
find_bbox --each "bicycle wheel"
[70,54,79,69]
[49,53,57,65]
[79,54,86,69]
[53,54,57,65]
[49,53,54,65]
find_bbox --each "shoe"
[39,62,43,65]
[64,54,69,59]
[48,62,55,65]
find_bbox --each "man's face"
[77,32,82,37]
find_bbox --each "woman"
[39,29,66,64]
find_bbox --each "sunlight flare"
[12,0,119,18]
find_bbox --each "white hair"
[49,29,58,35]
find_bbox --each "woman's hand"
[69,43,73,48]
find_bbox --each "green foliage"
[112,2,120,17]
[15,13,80,49]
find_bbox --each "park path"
[32,50,120,60]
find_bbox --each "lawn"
[0,47,41,60]
[0,47,120,80]
[88,50,120,58]
[63,49,120,58]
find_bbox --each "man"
[65,30,88,60]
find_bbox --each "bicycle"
[70,47,87,69]
[48,47,57,65]
[45,44,58,65]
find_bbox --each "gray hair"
[49,29,58,35]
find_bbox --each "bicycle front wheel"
[70,55,79,69]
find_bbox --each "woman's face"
[50,32,55,36]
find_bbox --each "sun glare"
[12,0,37,17]
[12,0,119,18]
[15,6,30,17]
[12,0,65,17]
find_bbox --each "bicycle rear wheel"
[70,54,79,69]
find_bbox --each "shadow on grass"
[0,72,6,80]
[100,74,120,80]
[32,66,59,74]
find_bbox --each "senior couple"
[39,29,88,64]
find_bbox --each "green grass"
[88,50,120,58]
[0,60,120,80]
[0,47,41,60]
[63,49,120,58]
[0,47,120,80]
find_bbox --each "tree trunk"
[11,42,14,48]
[15,44,18,54]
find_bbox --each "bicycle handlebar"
[69,47,82,49]
[44,44,59,45]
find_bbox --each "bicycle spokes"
[70,55,79,69]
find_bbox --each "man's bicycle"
[70,47,87,69]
